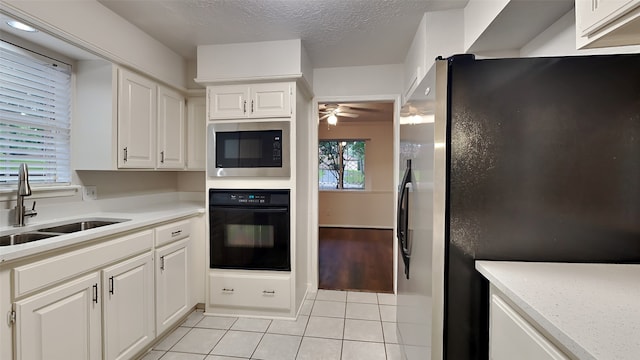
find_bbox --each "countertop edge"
[475,261,595,360]
[0,204,205,264]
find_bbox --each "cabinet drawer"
[490,293,569,360]
[209,272,290,310]
[155,219,190,247]
[13,230,153,298]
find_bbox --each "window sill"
[0,185,81,202]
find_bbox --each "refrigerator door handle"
[397,159,412,279]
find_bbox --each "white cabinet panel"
[102,252,154,360]
[208,83,292,120]
[576,0,640,48]
[250,83,291,118]
[209,85,249,119]
[15,272,102,360]
[157,85,186,169]
[186,96,206,170]
[156,238,190,335]
[490,293,569,360]
[118,68,157,168]
[209,272,291,310]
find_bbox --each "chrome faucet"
[14,163,37,227]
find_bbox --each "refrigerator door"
[397,65,438,360]
[445,53,640,359]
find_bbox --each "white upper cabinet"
[576,0,640,48]
[186,96,206,170]
[208,82,292,120]
[157,86,186,169]
[118,68,157,168]
[74,62,188,170]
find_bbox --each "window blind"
[0,40,71,185]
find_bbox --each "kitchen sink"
[38,219,128,234]
[0,232,57,246]
[0,218,130,247]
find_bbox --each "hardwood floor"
[318,227,394,293]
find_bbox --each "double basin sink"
[0,218,130,247]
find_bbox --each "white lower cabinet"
[15,272,102,360]
[490,290,569,360]
[102,251,155,360]
[155,238,189,335]
[9,218,195,360]
[209,272,291,311]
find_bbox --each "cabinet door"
[14,272,101,360]
[157,85,186,169]
[250,83,292,118]
[156,238,189,335]
[118,68,157,168]
[577,0,639,35]
[209,85,249,119]
[490,293,569,360]
[186,96,206,170]
[102,252,155,360]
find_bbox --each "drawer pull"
[222,288,234,292]
[263,290,276,294]
[171,230,182,237]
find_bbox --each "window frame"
[318,139,366,191]
[0,39,73,190]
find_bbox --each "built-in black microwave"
[207,121,290,177]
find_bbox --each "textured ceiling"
[97,0,469,68]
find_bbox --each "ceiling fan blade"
[337,112,359,118]
[348,107,380,112]
[319,114,331,120]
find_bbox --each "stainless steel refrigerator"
[397,54,640,360]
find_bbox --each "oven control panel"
[232,194,267,204]
[209,189,290,207]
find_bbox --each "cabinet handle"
[222,288,234,292]
[109,276,114,295]
[92,284,98,303]
[160,151,165,164]
[160,256,165,270]
[171,230,182,237]
[262,290,275,294]
[243,100,247,114]
[123,147,128,162]
[251,100,254,113]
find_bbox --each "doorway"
[315,101,396,293]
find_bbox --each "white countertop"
[0,196,205,264]
[476,261,640,360]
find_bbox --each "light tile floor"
[139,290,400,360]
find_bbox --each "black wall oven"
[209,189,290,271]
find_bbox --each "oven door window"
[210,207,290,271]
[226,224,274,248]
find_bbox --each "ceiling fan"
[318,103,360,125]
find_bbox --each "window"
[0,40,71,185]
[319,140,365,190]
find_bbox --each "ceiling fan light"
[327,114,338,125]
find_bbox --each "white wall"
[521,9,640,57]
[313,64,404,97]
[464,0,510,51]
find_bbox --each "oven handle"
[210,206,289,213]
